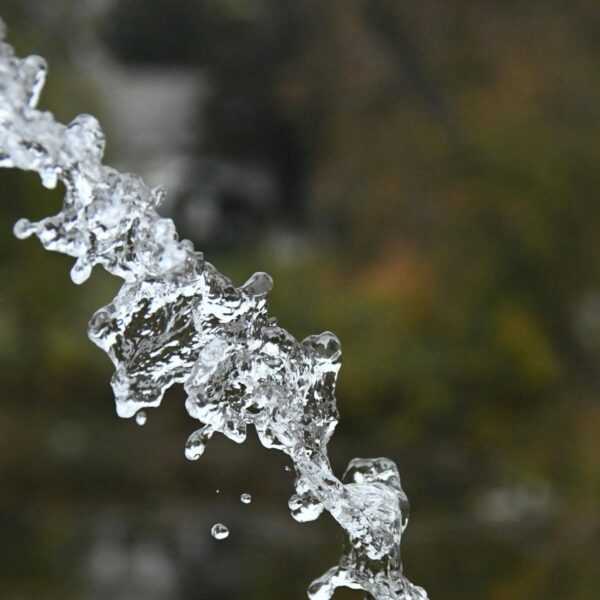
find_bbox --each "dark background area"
[1,1,599,599]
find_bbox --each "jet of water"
[0,18,427,600]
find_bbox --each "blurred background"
[1,1,599,598]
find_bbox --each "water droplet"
[13,218,33,239]
[185,427,212,461]
[135,410,147,426]
[70,259,92,285]
[240,271,273,298]
[216,489,220,494]
[211,523,229,540]
[240,493,252,504]
[284,465,291,472]
[289,492,324,523]
[302,331,341,361]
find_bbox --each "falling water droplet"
[211,523,229,540]
[240,493,252,504]
[216,489,220,494]
[135,410,147,426]
[284,465,291,472]
[185,427,211,460]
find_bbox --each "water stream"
[0,18,427,600]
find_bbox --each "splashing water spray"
[0,19,428,600]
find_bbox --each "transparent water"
[211,523,230,541]
[0,18,427,600]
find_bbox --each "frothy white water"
[0,18,427,600]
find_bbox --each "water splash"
[0,19,427,600]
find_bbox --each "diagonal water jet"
[0,18,428,600]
